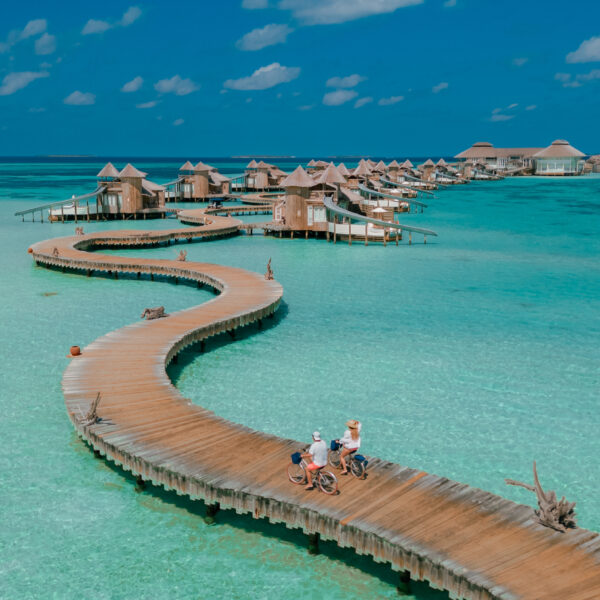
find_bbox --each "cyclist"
[338,419,361,475]
[301,431,328,491]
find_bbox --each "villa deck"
[28,211,600,600]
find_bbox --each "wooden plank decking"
[28,210,600,600]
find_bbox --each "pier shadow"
[75,434,449,600]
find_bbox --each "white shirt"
[340,429,361,450]
[309,440,328,467]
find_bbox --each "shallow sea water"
[1,159,599,599]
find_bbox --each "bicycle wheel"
[318,470,338,495]
[328,449,341,468]
[287,463,306,485]
[350,459,366,479]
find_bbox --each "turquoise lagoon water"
[1,159,599,599]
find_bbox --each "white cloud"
[224,63,300,90]
[513,57,528,67]
[29,107,46,113]
[278,0,424,25]
[136,100,159,108]
[20,19,48,39]
[326,74,366,88]
[154,75,199,95]
[35,33,56,55]
[64,91,95,105]
[121,76,143,92]
[82,19,111,35]
[323,89,358,106]
[566,36,600,63]
[490,114,514,122]
[490,102,519,120]
[525,105,537,110]
[298,104,315,111]
[378,95,404,105]
[120,7,142,26]
[554,72,571,83]
[82,6,142,35]
[0,71,49,96]
[443,0,457,7]
[354,96,373,108]
[554,72,588,88]
[236,24,293,51]
[507,102,518,109]
[577,68,600,82]
[39,62,52,68]
[0,19,47,53]
[243,0,269,7]
[173,118,184,126]
[432,81,448,93]
[246,97,253,103]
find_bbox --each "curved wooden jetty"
[29,211,600,600]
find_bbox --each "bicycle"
[287,452,338,495]
[328,440,368,479]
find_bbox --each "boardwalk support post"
[397,571,411,595]
[135,475,146,492]
[204,502,220,525]
[308,532,320,555]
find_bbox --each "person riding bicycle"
[337,419,361,475]
[301,431,328,491]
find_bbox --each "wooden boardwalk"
[28,210,600,600]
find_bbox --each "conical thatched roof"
[422,159,435,167]
[353,159,372,177]
[436,158,448,167]
[314,163,347,186]
[314,160,329,168]
[533,139,585,158]
[307,159,316,167]
[281,165,316,188]
[374,160,387,171]
[119,163,147,178]
[256,160,270,169]
[337,163,351,176]
[246,159,258,169]
[367,159,376,167]
[179,161,195,171]
[97,162,119,178]
[387,160,400,169]
[401,160,413,168]
[194,161,212,172]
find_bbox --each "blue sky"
[0,0,598,157]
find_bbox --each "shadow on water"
[75,434,449,600]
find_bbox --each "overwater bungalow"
[533,139,586,176]
[49,162,166,221]
[455,142,542,174]
[165,161,231,201]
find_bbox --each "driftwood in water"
[141,306,168,320]
[265,257,274,280]
[80,392,101,427]
[177,250,187,262]
[505,461,577,532]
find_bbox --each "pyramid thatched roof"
[179,161,195,171]
[246,159,258,169]
[533,139,585,158]
[387,160,400,169]
[281,165,316,188]
[422,159,435,167]
[119,163,147,178]
[401,160,414,168]
[194,161,213,172]
[353,159,372,177]
[436,158,448,167]
[337,163,351,176]
[314,163,347,186]
[307,159,317,167]
[256,160,270,169]
[374,160,387,171]
[97,162,119,178]
[367,159,376,167]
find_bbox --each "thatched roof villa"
[533,140,586,175]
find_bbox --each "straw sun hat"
[346,419,359,429]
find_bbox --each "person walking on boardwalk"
[338,420,361,475]
[301,431,328,491]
